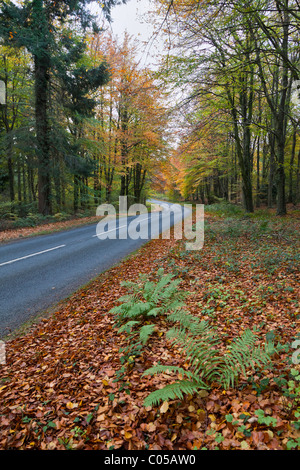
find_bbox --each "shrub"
[205,202,244,218]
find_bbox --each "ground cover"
[0,215,100,244]
[0,203,299,450]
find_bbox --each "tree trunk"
[288,127,297,203]
[267,134,275,207]
[256,137,260,207]
[74,175,79,213]
[295,146,300,204]
[7,143,14,202]
[17,157,21,203]
[34,54,51,215]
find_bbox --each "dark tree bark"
[34,54,51,215]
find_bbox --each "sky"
[109,0,153,39]
[101,0,163,68]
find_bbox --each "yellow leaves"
[240,440,250,450]
[197,409,206,422]
[198,389,209,398]
[66,401,79,410]
[47,442,57,450]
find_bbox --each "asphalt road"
[0,200,190,338]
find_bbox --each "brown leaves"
[159,401,169,414]
[0,216,100,243]
[0,212,299,450]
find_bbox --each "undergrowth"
[110,269,276,407]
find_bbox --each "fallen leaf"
[147,423,156,432]
[66,402,78,410]
[160,401,169,414]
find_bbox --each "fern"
[220,329,270,389]
[143,311,272,407]
[110,269,188,325]
[118,321,139,334]
[110,269,272,408]
[139,324,156,345]
[166,326,222,383]
[110,269,189,383]
[142,364,198,381]
[143,380,201,407]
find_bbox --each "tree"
[150,0,300,213]
[248,0,299,214]
[59,35,111,211]
[0,0,126,214]
[88,32,168,205]
[0,45,32,203]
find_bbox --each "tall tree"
[88,32,168,205]
[0,45,32,203]
[150,0,299,213]
[0,0,126,214]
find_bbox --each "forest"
[0,0,300,452]
[0,0,299,230]
[152,0,300,217]
[0,0,168,227]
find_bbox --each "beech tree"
[151,0,300,213]
[88,32,168,205]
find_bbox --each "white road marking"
[0,211,167,267]
[0,244,66,267]
[93,216,150,238]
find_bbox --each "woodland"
[0,0,299,224]
[0,0,299,452]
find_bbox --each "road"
[0,200,190,338]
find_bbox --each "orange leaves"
[66,401,79,410]
[0,210,298,450]
[86,31,168,181]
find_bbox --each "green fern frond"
[139,324,156,345]
[219,329,271,389]
[118,320,139,334]
[147,307,163,317]
[169,330,221,380]
[143,281,156,298]
[142,364,195,380]
[143,380,201,407]
[110,268,188,323]
[167,310,210,335]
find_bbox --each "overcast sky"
[110,0,153,38]
[103,0,163,68]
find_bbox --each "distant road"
[0,200,190,338]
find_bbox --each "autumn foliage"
[0,205,299,450]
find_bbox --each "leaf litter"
[0,210,299,450]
